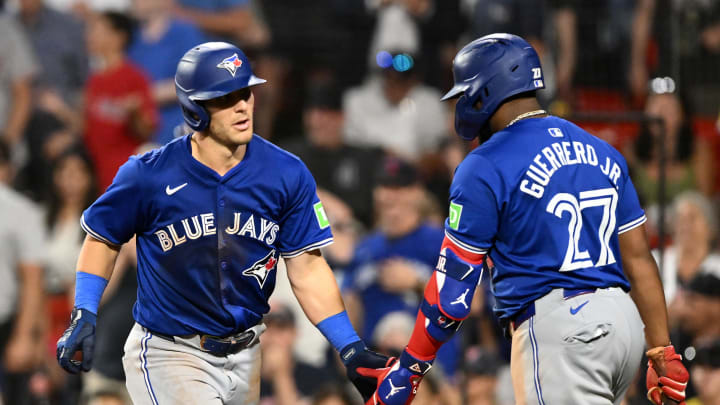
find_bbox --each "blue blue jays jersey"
[445,116,645,321]
[81,134,333,336]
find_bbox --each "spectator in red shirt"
[84,11,157,191]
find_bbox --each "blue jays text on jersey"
[80,134,333,337]
[443,116,646,321]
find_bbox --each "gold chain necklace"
[506,109,547,128]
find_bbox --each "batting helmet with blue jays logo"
[441,33,545,141]
[175,42,266,131]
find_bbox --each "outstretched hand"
[358,349,433,405]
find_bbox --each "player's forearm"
[76,235,122,280]
[627,258,671,348]
[286,252,345,324]
[619,226,671,348]
[13,263,44,339]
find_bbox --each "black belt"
[509,288,596,331]
[147,328,256,357]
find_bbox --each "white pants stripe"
[529,317,545,405]
[140,331,159,405]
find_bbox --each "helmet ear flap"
[455,93,490,141]
[178,93,210,131]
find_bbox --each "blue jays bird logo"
[217,54,243,77]
[242,250,278,288]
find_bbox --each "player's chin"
[228,124,254,144]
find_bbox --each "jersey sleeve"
[277,163,334,258]
[444,154,502,254]
[617,170,646,234]
[81,157,145,246]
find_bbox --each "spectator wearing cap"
[259,301,340,405]
[665,272,720,401]
[462,347,505,405]
[0,139,46,404]
[343,46,448,162]
[342,156,461,378]
[687,339,720,405]
[284,82,383,228]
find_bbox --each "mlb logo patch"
[548,128,564,138]
[217,53,243,77]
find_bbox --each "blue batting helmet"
[441,33,544,141]
[175,42,266,131]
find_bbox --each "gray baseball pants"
[510,287,645,405]
[123,323,265,405]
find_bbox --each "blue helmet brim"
[441,84,468,101]
[189,75,267,101]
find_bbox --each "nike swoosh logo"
[165,183,188,195]
[570,300,589,315]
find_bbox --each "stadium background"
[1,0,720,404]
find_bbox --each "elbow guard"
[420,246,484,343]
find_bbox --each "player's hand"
[56,307,97,374]
[340,340,393,402]
[358,349,432,405]
[645,345,689,405]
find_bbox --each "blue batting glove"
[56,307,97,374]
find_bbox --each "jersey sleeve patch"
[618,214,647,234]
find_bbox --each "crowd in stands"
[1,0,720,404]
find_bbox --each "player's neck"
[190,133,247,176]
[489,97,546,132]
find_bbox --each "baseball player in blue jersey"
[55,42,390,404]
[361,34,690,405]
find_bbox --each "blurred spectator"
[631,0,720,114]
[547,0,636,105]
[17,0,88,106]
[462,347,504,405]
[342,156,461,377]
[310,385,356,405]
[0,13,37,168]
[653,191,720,303]
[83,10,157,190]
[173,0,268,46]
[667,272,720,401]
[284,82,383,227]
[0,140,46,405]
[260,302,339,405]
[128,0,207,145]
[43,146,97,294]
[673,273,720,360]
[687,339,720,405]
[343,52,447,162]
[628,86,714,228]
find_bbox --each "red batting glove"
[645,345,689,405]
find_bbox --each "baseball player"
[56,42,389,404]
[361,34,690,405]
